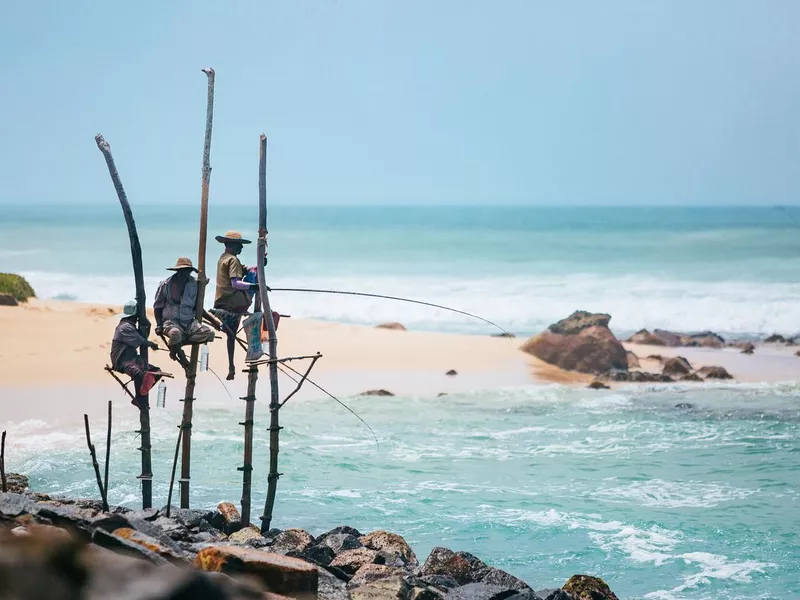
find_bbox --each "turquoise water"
[2,204,800,598]
[8,383,800,599]
[2,204,800,336]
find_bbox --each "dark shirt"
[110,319,147,370]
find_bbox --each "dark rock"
[318,566,352,600]
[0,293,18,306]
[91,528,168,566]
[361,389,395,397]
[348,564,405,588]
[796,349,800,357]
[318,525,363,542]
[646,354,665,362]
[697,366,734,380]
[740,343,755,354]
[361,530,418,567]
[295,543,336,567]
[421,548,488,586]
[270,528,315,555]
[481,568,530,591]
[173,508,215,529]
[330,548,384,577]
[112,527,187,564]
[126,517,187,554]
[587,381,609,390]
[411,585,447,600]
[128,507,160,522]
[152,516,194,542]
[491,333,516,338]
[599,369,673,383]
[688,331,725,348]
[4,473,29,494]
[626,329,665,346]
[212,501,242,534]
[561,574,618,600]
[421,575,462,591]
[662,356,692,377]
[521,312,627,375]
[652,329,684,346]
[196,518,227,538]
[446,583,521,600]
[680,373,703,382]
[538,591,573,600]
[446,370,458,376]
[376,322,407,331]
[0,492,37,518]
[626,351,640,369]
[319,532,363,555]
[547,311,610,335]
[765,334,787,343]
[675,402,694,409]
[437,393,449,398]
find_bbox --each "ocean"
[2,204,800,599]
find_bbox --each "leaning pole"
[95,134,154,509]
[258,135,283,532]
[179,67,216,508]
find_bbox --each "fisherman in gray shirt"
[110,300,161,408]
[153,257,216,349]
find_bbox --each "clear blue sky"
[1,1,799,206]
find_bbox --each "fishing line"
[269,287,514,338]
[277,361,380,449]
[207,366,234,401]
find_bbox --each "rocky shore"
[0,479,618,600]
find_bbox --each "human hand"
[155,326,164,337]
[148,341,159,351]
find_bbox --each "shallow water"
[8,382,800,599]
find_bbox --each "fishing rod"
[269,287,514,338]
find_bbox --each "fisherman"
[213,230,260,380]
[153,257,216,357]
[110,300,161,409]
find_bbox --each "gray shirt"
[154,275,198,327]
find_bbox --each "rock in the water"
[361,530,418,567]
[420,547,526,591]
[647,355,665,362]
[696,366,733,380]
[330,548,384,576]
[740,343,755,355]
[228,526,264,545]
[445,370,458,376]
[675,402,694,409]
[680,373,703,382]
[600,369,673,383]
[521,312,627,375]
[376,322,407,331]
[587,381,610,390]
[626,329,665,345]
[561,574,618,600]
[662,356,692,377]
[348,564,405,588]
[361,389,395,397]
[651,329,684,346]
[270,528,315,555]
[4,473,29,494]
[194,546,318,596]
[350,574,409,600]
[437,393,449,398]
[688,331,725,348]
[626,351,640,369]
[765,334,787,343]
[447,583,521,600]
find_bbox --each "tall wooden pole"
[95,134,153,509]
[179,67,215,509]
[259,135,282,533]
[103,401,112,502]
[1,431,7,493]
[84,415,110,512]
[240,337,259,525]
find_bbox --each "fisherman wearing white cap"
[153,257,216,352]
[110,300,161,408]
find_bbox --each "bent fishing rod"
[268,287,514,338]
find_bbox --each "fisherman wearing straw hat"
[153,257,216,349]
[212,230,260,380]
[110,300,162,408]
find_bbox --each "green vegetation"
[0,273,36,302]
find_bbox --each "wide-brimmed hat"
[215,230,252,244]
[166,257,198,272]
[117,300,137,319]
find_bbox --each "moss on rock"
[0,273,36,302]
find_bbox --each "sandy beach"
[1,299,797,425]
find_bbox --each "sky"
[1,1,799,206]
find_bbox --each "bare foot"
[226,367,235,381]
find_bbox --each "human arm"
[153,282,166,333]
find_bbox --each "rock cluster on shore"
[521,311,735,384]
[0,486,619,600]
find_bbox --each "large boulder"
[696,366,733,380]
[421,548,528,591]
[661,357,692,377]
[4,473,29,494]
[269,528,315,555]
[688,331,725,348]
[330,548,384,577]
[626,351,640,369]
[360,530,418,568]
[625,329,665,346]
[0,294,18,306]
[521,311,627,375]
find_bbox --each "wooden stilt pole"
[258,135,282,533]
[240,355,259,525]
[166,422,183,517]
[84,415,109,512]
[103,401,112,502]
[179,67,215,509]
[1,430,7,493]
[95,134,153,509]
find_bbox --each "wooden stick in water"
[84,415,109,512]
[1,430,7,493]
[179,66,216,509]
[104,401,112,502]
[166,421,184,517]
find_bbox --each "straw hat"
[215,230,252,244]
[117,300,137,319]
[166,257,198,272]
